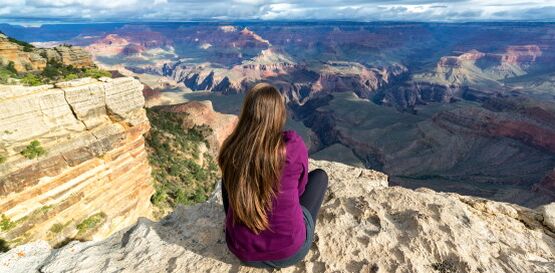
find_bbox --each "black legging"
[300,169,328,224]
[222,168,329,225]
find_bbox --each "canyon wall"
[0,77,154,247]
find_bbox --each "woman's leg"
[299,168,328,225]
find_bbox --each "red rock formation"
[85,34,130,57]
[433,101,555,154]
[157,100,238,150]
[142,83,161,101]
[504,45,542,65]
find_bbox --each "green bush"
[37,61,111,83]
[0,154,6,164]
[145,108,219,209]
[6,61,16,74]
[0,215,16,231]
[20,73,43,86]
[63,73,79,81]
[76,212,106,235]
[21,140,47,159]
[83,68,111,79]
[150,187,168,206]
[0,63,18,84]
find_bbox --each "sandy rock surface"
[1,159,554,273]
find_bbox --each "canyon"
[0,22,553,271]
[30,21,549,207]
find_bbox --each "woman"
[218,83,329,269]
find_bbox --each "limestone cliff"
[0,77,154,247]
[2,159,554,273]
[0,33,93,73]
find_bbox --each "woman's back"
[218,83,328,269]
[223,130,308,261]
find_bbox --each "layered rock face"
[162,56,406,103]
[0,33,45,72]
[2,159,554,273]
[0,33,93,73]
[0,77,154,247]
[295,92,555,206]
[37,47,94,68]
[155,100,238,150]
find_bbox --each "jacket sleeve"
[297,136,309,197]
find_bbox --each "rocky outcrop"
[163,54,406,103]
[0,33,93,73]
[162,49,301,95]
[0,33,45,72]
[417,45,543,89]
[84,34,131,57]
[155,100,238,150]
[37,46,94,68]
[312,62,406,99]
[2,159,554,273]
[0,77,154,248]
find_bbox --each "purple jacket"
[224,130,309,261]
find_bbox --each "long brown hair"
[218,83,287,234]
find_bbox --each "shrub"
[63,73,79,81]
[36,61,111,83]
[1,62,18,84]
[49,223,65,234]
[0,239,9,253]
[23,45,33,52]
[83,68,111,79]
[145,108,219,209]
[21,140,47,159]
[20,73,43,86]
[0,72,9,84]
[76,212,106,235]
[0,215,16,231]
[150,187,168,206]
[6,61,17,74]
[0,154,6,164]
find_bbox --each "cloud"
[0,0,553,23]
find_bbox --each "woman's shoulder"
[282,130,301,143]
[282,130,307,151]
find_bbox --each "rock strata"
[0,77,154,248]
[2,159,553,273]
[0,33,93,73]
[156,100,238,150]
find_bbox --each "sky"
[0,0,554,24]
